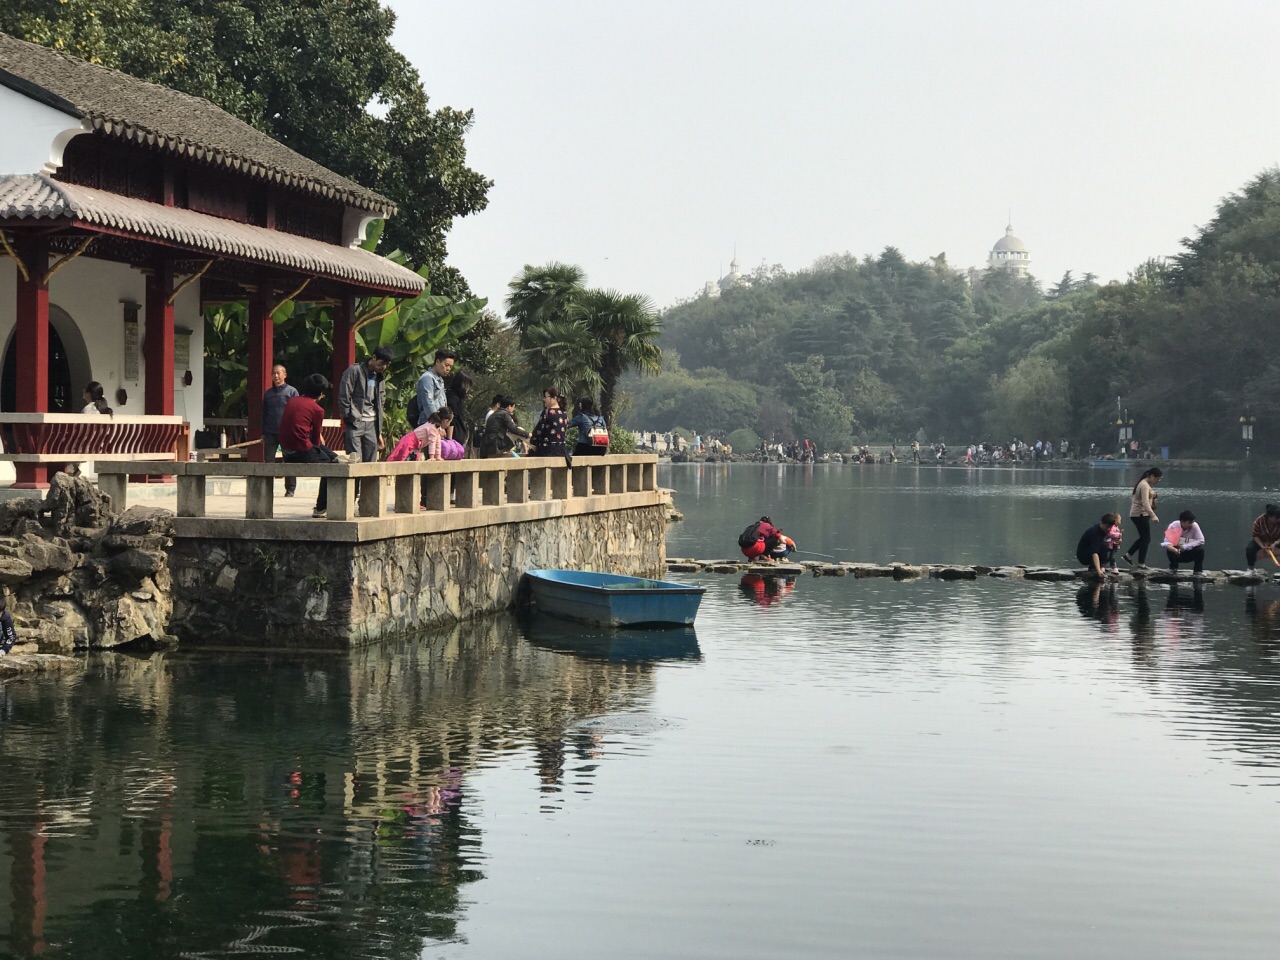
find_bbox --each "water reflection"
[737,573,799,607]
[0,615,662,959]
[521,616,702,663]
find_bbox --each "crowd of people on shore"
[260,348,612,518]
[1075,466,1280,578]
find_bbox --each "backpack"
[587,417,609,447]
[406,394,422,428]
[738,521,763,549]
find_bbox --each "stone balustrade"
[95,454,661,542]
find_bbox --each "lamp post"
[1240,414,1256,459]
[1116,411,1135,458]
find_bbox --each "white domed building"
[988,224,1032,276]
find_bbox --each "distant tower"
[988,223,1031,276]
[718,251,746,292]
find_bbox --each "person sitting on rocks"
[1164,510,1206,574]
[0,597,18,655]
[1077,513,1119,579]
[278,374,340,519]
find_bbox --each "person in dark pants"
[1164,510,1206,574]
[262,363,299,496]
[445,370,474,454]
[568,397,608,457]
[1077,513,1119,578]
[0,597,17,655]
[1121,467,1163,569]
[279,374,339,518]
[1245,503,1280,573]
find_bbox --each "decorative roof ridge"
[0,33,397,216]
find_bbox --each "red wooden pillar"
[331,291,357,417]
[246,283,274,463]
[144,261,175,415]
[13,236,49,489]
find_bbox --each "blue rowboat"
[525,569,705,627]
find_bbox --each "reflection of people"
[1121,467,1163,568]
[1075,581,1119,627]
[0,597,17,655]
[1129,582,1155,666]
[1245,504,1280,574]
[739,573,796,606]
[1076,513,1119,578]
[1163,511,1206,574]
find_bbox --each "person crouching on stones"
[1164,510,1206,574]
[0,596,19,655]
[1077,513,1119,579]
[388,407,463,462]
[739,516,780,561]
[767,530,797,561]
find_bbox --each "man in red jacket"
[279,374,338,518]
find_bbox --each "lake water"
[5,463,1280,959]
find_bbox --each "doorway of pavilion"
[1,304,88,413]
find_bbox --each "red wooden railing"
[0,415,189,461]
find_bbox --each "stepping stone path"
[663,558,1273,588]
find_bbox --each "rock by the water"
[932,566,978,581]
[1024,569,1078,582]
[665,562,702,572]
[40,472,114,534]
[0,652,83,677]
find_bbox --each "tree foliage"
[632,166,1280,457]
[1,0,491,297]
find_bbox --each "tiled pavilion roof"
[0,32,396,215]
[0,174,424,294]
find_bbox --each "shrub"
[727,428,761,452]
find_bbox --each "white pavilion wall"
[0,256,205,423]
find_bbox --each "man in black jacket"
[1076,513,1119,579]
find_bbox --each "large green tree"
[1,0,491,298]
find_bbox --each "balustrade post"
[505,466,528,504]
[358,474,387,518]
[422,474,449,511]
[246,475,274,519]
[528,467,550,501]
[454,471,479,508]
[394,473,419,514]
[97,472,128,511]
[326,475,356,521]
[551,467,570,499]
[479,470,505,507]
[591,464,609,495]
[177,474,207,517]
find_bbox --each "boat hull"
[525,569,705,627]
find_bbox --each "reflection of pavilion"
[0,616,658,956]
[0,33,423,487]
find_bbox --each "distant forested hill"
[621,168,1280,459]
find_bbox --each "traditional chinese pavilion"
[0,32,424,487]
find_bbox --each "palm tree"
[571,289,662,423]
[522,319,603,401]
[504,262,585,348]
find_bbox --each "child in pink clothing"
[1103,518,1123,573]
[388,408,458,462]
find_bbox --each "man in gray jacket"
[338,346,392,462]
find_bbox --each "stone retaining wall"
[168,505,667,647]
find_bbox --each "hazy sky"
[389,1,1280,310]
